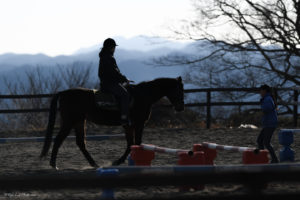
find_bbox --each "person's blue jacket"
[260,93,278,128]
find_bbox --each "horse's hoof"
[50,162,59,170]
[51,165,59,170]
[112,159,124,166]
[112,160,121,166]
[92,163,99,169]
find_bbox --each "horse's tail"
[40,93,60,158]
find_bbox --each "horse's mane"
[129,77,181,97]
[136,77,179,88]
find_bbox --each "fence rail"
[0,87,298,128]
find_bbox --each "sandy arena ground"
[0,126,299,199]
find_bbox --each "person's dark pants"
[104,83,130,117]
[257,127,278,163]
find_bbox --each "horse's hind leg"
[75,120,98,168]
[50,124,72,169]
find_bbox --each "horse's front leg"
[112,125,135,166]
[134,124,144,145]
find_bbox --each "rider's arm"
[101,56,128,83]
[261,96,275,114]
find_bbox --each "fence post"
[294,90,299,127]
[206,90,211,129]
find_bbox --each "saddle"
[93,85,135,111]
[93,90,119,110]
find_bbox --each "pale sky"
[0,0,193,56]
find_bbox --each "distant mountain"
[73,36,189,55]
[0,53,77,72]
[0,36,193,93]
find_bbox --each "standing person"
[98,38,130,125]
[256,84,279,163]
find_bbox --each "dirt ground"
[0,126,300,199]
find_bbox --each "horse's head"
[166,76,185,112]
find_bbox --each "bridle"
[167,86,184,108]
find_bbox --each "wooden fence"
[0,87,299,128]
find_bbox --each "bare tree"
[0,62,97,130]
[153,0,300,119]
[157,0,300,86]
[58,62,96,88]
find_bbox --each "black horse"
[40,77,184,169]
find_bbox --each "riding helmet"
[103,38,118,48]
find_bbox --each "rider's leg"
[257,128,265,150]
[107,83,130,123]
[263,127,279,163]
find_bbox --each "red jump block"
[193,144,217,165]
[130,145,155,166]
[242,149,269,164]
[177,151,205,165]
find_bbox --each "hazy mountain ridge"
[0,37,193,94]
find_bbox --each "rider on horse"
[98,38,130,125]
